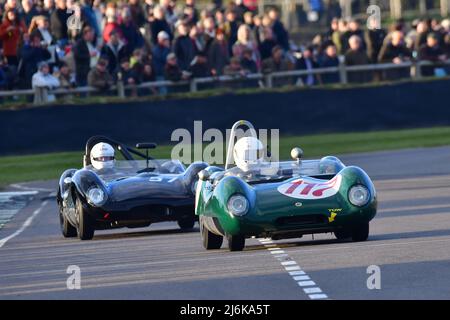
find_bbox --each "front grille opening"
[276,215,327,226]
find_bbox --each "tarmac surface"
[0,146,449,300]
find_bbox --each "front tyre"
[351,222,369,242]
[227,235,245,252]
[76,197,95,240]
[334,228,351,240]
[200,217,223,250]
[59,205,77,238]
[178,216,196,230]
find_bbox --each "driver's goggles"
[93,156,115,162]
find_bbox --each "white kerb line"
[0,200,48,248]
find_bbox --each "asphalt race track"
[0,146,449,300]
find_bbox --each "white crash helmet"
[90,142,115,170]
[233,137,265,172]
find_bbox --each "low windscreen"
[224,160,342,183]
[86,160,185,182]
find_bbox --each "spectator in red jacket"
[0,9,27,66]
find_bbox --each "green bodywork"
[195,165,377,240]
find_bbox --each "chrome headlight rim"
[87,187,107,207]
[227,194,249,217]
[348,184,370,207]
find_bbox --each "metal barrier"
[3,59,450,106]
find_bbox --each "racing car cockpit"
[216,121,345,184]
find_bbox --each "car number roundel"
[277,175,342,200]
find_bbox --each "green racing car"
[195,120,378,251]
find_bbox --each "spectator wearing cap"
[19,34,51,88]
[152,30,171,79]
[88,58,114,91]
[345,35,371,83]
[50,0,71,46]
[32,61,60,102]
[164,52,186,82]
[54,61,75,89]
[73,26,99,86]
[207,28,229,76]
[101,30,128,78]
[419,33,447,77]
[0,9,27,67]
[173,22,196,71]
[149,5,172,45]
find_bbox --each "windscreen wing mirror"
[136,143,157,150]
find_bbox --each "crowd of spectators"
[0,0,449,97]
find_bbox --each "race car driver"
[90,142,116,173]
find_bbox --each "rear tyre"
[76,197,95,240]
[351,222,369,242]
[177,216,196,230]
[200,217,223,250]
[59,205,77,238]
[227,235,245,252]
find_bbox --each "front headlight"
[348,185,370,207]
[227,194,249,216]
[87,187,107,207]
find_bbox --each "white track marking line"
[293,275,311,281]
[285,266,301,271]
[259,238,329,300]
[281,261,297,266]
[270,250,285,255]
[303,287,322,294]
[0,200,48,248]
[298,280,316,287]
[289,270,306,276]
[309,294,328,300]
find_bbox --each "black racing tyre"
[334,228,351,240]
[59,205,77,238]
[227,235,245,252]
[177,216,196,230]
[200,217,223,250]
[351,222,370,242]
[76,197,95,240]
